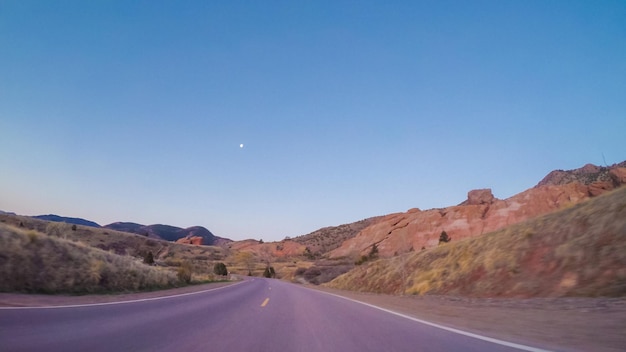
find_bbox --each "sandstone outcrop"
[228,239,307,258]
[463,188,496,205]
[329,162,626,259]
[176,236,203,245]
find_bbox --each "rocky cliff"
[329,162,626,259]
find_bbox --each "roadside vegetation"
[0,214,233,294]
[327,187,626,297]
[0,223,180,293]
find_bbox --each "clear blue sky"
[1,1,625,241]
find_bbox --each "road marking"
[0,281,246,310]
[260,298,270,307]
[313,289,553,352]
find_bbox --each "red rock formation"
[176,236,203,245]
[329,163,626,259]
[228,239,307,258]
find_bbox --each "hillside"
[1,214,232,246]
[292,217,382,258]
[329,161,626,259]
[327,186,626,297]
[33,214,101,228]
[537,161,626,187]
[0,223,179,293]
[0,214,228,283]
[103,222,231,246]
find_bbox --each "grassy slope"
[327,187,626,297]
[0,224,179,293]
[0,214,227,278]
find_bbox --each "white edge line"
[311,288,553,352]
[0,280,246,310]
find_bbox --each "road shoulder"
[0,281,238,308]
[307,285,626,352]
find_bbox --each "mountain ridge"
[6,214,232,245]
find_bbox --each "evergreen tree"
[213,262,228,276]
[439,230,451,245]
[143,251,155,265]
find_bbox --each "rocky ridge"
[329,161,626,259]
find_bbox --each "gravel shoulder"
[311,285,626,352]
[0,281,237,307]
[1,281,624,352]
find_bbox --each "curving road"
[0,278,553,352]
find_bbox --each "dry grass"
[0,214,234,293]
[327,187,626,297]
[0,214,227,279]
[0,224,180,294]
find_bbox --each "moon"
[239,144,244,148]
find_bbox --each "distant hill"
[103,222,145,234]
[5,215,232,246]
[292,217,382,258]
[103,222,231,246]
[0,210,16,215]
[32,214,101,228]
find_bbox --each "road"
[0,278,553,352]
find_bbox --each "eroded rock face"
[466,189,495,205]
[329,162,626,259]
[176,236,203,245]
[228,239,307,258]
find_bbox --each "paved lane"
[0,278,554,352]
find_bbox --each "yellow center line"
[260,298,270,307]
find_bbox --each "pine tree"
[439,230,451,245]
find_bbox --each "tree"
[143,251,155,265]
[439,230,451,245]
[213,262,228,276]
[71,224,77,231]
[263,266,276,278]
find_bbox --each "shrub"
[0,224,179,293]
[46,222,72,239]
[263,266,276,278]
[368,243,379,259]
[177,261,192,284]
[143,251,155,265]
[439,230,451,245]
[213,262,228,276]
[355,244,379,265]
[355,255,369,265]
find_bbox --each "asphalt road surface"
[0,278,554,352]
